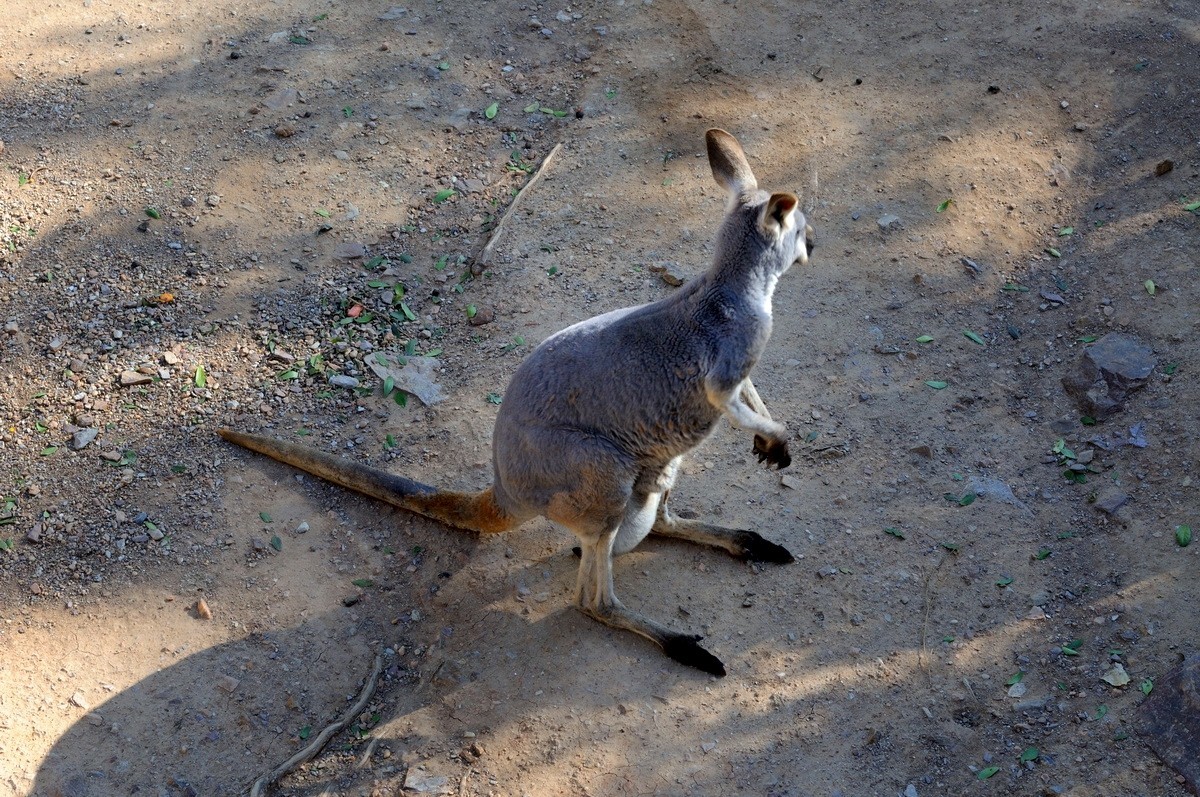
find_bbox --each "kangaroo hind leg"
[650,490,795,564]
[568,494,726,677]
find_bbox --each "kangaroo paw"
[662,634,727,677]
[753,435,791,469]
[735,531,796,564]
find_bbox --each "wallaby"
[219,129,814,676]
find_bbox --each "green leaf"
[486,392,503,405]
[314,208,331,218]
[1164,362,1178,375]
[1001,282,1030,292]
[170,464,187,474]
[260,511,273,523]
[384,434,396,449]
[393,390,407,407]
[485,102,499,119]
[1183,200,1200,212]
[400,302,417,321]
[925,380,948,390]
[383,375,394,396]
[942,635,955,643]
[404,338,418,357]
[145,206,161,219]
[523,102,540,113]
[1019,747,1039,763]
[1176,525,1192,547]
[1140,678,1153,695]
[434,254,448,271]
[1058,226,1074,236]
[342,106,354,118]
[996,576,1013,587]
[884,527,905,540]
[1064,638,1083,652]
[437,61,450,71]
[290,35,311,45]
[1046,247,1061,258]
[963,330,985,346]
[977,767,999,780]
[466,304,477,318]
[1077,335,1098,343]
[367,279,387,289]
[1144,279,1156,295]
[352,578,375,588]
[915,335,934,343]
[1094,704,1108,720]
[434,189,455,203]
[278,369,299,380]
[40,446,58,456]
[1035,547,1052,560]
[935,198,953,213]
[940,542,960,552]
[1080,415,1096,426]
[1006,670,1024,686]
[959,492,976,506]
[17,173,30,186]
[425,348,442,357]
[194,364,207,388]
[270,535,282,551]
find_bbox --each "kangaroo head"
[706,129,814,277]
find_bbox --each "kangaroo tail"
[217,429,519,534]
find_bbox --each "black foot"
[735,530,796,564]
[663,634,726,677]
[571,546,582,558]
[753,435,791,469]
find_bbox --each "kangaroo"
[219,129,814,676]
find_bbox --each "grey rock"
[263,86,298,111]
[904,786,919,797]
[379,6,408,20]
[333,149,351,161]
[462,178,485,193]
[329,374,360,389]
[877,213,901,231]
[147,526,164,541]
[205,194,220,207]
[1093,490,1129,515]
[3,320,18,334]
[1061,332,1156,420]
[447,107,472,131]
[333,242,367,259]
[468,305,495,326]
[71,428,99,450]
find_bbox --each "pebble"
[205,194,221,207]
[329,374,359,389]
[162,351,181,365]
[877,213,901,231]
[904,786,919,797]
[26,524,41,543]
[215,675,240,693]
[1093,490,1129,515]
[333,149,350,161]
[333,242,367,259]
[119,371,153,387]
[468,305,495,326]
[147,526,164,541]
[252,538,267,552]
[71,428,99,450]
[780,475,802,490]
[3,321,18,334]
[295,521,310,533]
[274,124,295,138]
[70,692,89,709]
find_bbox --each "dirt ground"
[1,0,1198,795]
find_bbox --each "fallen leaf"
[1101,663,1130,687]
[963,330,985,345]
[1144,279,1156,295]
[936,198,953,213]
[925,380,948,389]
[1177,525,1192,547]
[485,102,498,119]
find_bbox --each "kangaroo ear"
[760,192,799,234]
[706,129,757,195]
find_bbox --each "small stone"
[333,242,367,259]
[1007,681,1028,698]
[1030,590,1051,606]
[700,741,717,754]
[49,337,64,351]
[162,351,181,365]
[780,475,802,490]
[70,358,87,372]
[329,374,359,389]
[181,196,196,208]
[215,675,240,693]
[274,124,295,138]
[205,194,221,207]
[119,371,153,387]
[26,524,41,543]
[468,305,495,326]
[71,428,98,450]
[252,538,267,552]
[295,521,310,534]
[100,450,122,462]
[378,6,408,20]
[29,582,43,595]
[1102,662,1131,686]
[1061,332,1157,420]
[3,321,18,334]
[447,107,472,131]
[1093,490,1130,515]
[877,213,901,231]
[333,149,350,161]
[147,526,164,541]
[650,261,687,286]
[904,785,919,797]
[462,178,485,194]
[70,692,89,709]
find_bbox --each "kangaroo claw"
[662,634,727,676]
[735,530,796,564]
[753,435,791,469]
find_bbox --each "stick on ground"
[248,650,384,797]
[475,142,563,272]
